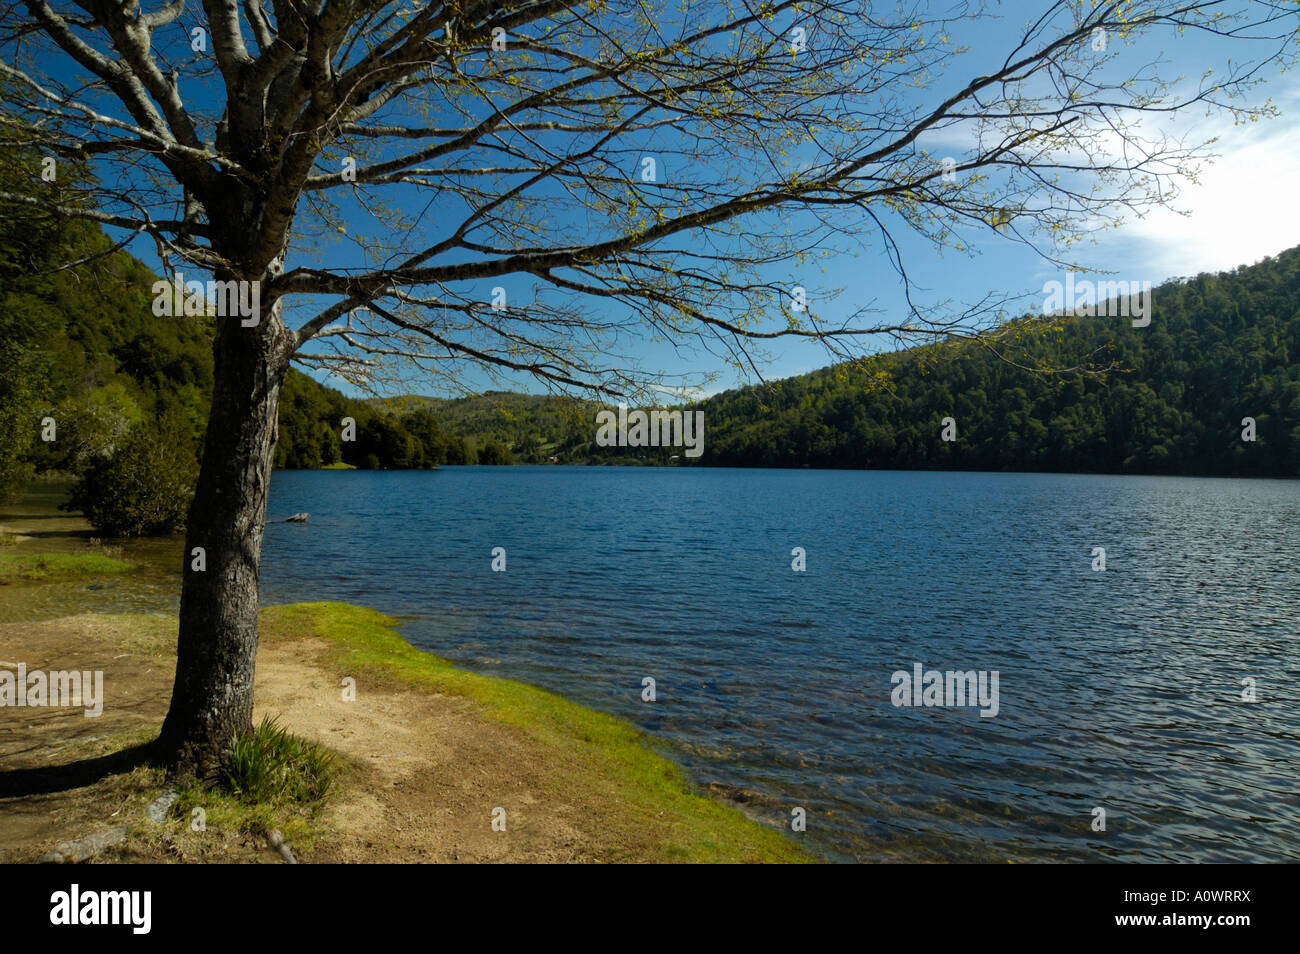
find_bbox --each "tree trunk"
[155,304,292,777]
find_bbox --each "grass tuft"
[223,715,336,807]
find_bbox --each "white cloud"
[1108,110,1300,277]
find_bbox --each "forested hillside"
[698,249,1300,476]
[367,392,601,462]
[0,130,214,498]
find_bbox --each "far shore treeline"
[2,163,1298,534]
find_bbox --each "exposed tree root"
[37,789,178,864]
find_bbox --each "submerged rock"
[285,512,310,523]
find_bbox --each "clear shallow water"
[256,467,1300,862]
[0,483,183,623]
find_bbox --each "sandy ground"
[0,614,673,862]
[255,637,603,862]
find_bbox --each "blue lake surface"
[259,467,1300,862]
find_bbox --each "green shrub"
[64,414,198,536]
[477,439,513,465]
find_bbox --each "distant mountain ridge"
[7,179,1297,481]
[370,247,1300,476]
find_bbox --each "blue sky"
[78,1,1300,400]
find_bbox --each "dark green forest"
[696,248,1300,475]
[0,130,213,499]
[3,156,1298,520]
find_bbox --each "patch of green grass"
[170,779,326,854]
[319,462,357,470]
[0,552,134,581]
[260,601,813,863]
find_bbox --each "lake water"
[254,467,1300,862]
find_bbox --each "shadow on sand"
[0,741,157,798]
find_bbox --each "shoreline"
[0,591,811,863]
[1,490,810,862]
